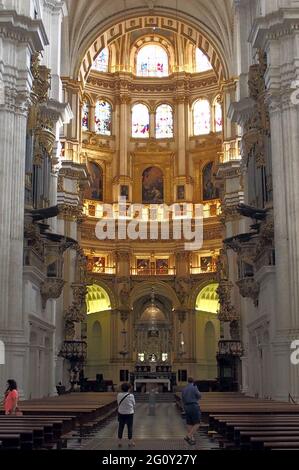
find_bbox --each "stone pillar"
[0,9,47,395]
[175,96,187,176]
[119,94,130,176]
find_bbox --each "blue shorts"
[184,404,201,425]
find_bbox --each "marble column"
[0,9,47,395]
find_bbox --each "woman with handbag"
[4,379,20,415]
[117,383,136,448]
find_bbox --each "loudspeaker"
[120,370,129,382]
[178,370,187,382]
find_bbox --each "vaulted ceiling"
[63,0,235,79]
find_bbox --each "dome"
[140,304,166,324]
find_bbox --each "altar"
[134,378,171,392]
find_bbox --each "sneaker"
[128,441,136,448]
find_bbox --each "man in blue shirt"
[181,377,201,445]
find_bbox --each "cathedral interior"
[1,0,299,430]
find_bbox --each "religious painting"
[142,166,164,204]
[177,185,185,201]
[88,204,96,217]
[120,185,129,200]
[156,259,169,275]
[87,257,106,273]
[137,259,150,275]
[200,256,213,272]
[148,353,158,363]
[85,162,103,201]
[202,162,219,201]
[148,329,159,338]
[92,257,106,273]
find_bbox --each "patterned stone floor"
[68,403,219,451]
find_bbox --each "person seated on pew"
[3,379,19,415]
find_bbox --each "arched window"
[132,103,150,138]
[137,44,169,77]
[142,166,164,204]
[95,100,112,136]
[81,101,90,131]
[196,48,213,73]
[214,99,223,132]
[155,104,173,138]
[92,48,109,72]
[194,99,211,136]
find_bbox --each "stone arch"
[129,280,181,310]
[188,276,218,309]
[74,13,230,85]
[86,281,117,313]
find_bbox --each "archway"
[70,10,232,84]
[195,283,220,380]
[86,285,112,380]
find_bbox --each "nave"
[78,402,218,451]
[2,392,299,451]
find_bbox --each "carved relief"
[175,277,191,305]
[243,49,270,169]
[40,278,65,309]
[216,280,238,322]
[64,284,89,340]
[236,278,260,307]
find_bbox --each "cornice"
[0,10,48,51]
[249,8,299,49]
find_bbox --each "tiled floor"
[71,403,219,451]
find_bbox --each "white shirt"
[117,392,136,415]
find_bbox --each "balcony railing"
[190,266,217,275]
[131,267,176,276]
[83,201,221,220]
[87,266,116,274]
[217,340,243,357]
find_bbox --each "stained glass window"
[82,101,89,131]
[92,48,109,72]
[155,104,173,138]
[214,100,223,132]
[95,100,112,136]
[137,44,169,77]
[196,48,213,73]
[194,99,211,136]
[132,103,150,138]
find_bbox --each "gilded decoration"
[64,284,89,339]
[216,248,238,322]
[242,50,270,169]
